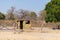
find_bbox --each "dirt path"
[0,30,60,40]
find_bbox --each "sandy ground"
[0,27,60,40]
[0,30,60,40]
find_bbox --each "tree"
[45,0,60,22]
[14,9,30,19]
[20,9,30,19]
[0,12,5,19]
[30,12,37,20]
[38,10,46,32]
[39,10,46,21]
[6,7,15,20]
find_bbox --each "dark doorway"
[20,20,23,29]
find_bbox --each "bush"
[0,12,5,19]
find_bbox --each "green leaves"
[30,12,37,20]
[0,12,5,19]
[45,0,60,22]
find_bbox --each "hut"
[17,17,31,30]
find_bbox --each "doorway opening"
[20,20,23,29]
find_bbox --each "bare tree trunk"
[40,21,45,32]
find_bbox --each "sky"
[0,0,50,14]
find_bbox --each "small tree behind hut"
[14,9,30,20]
